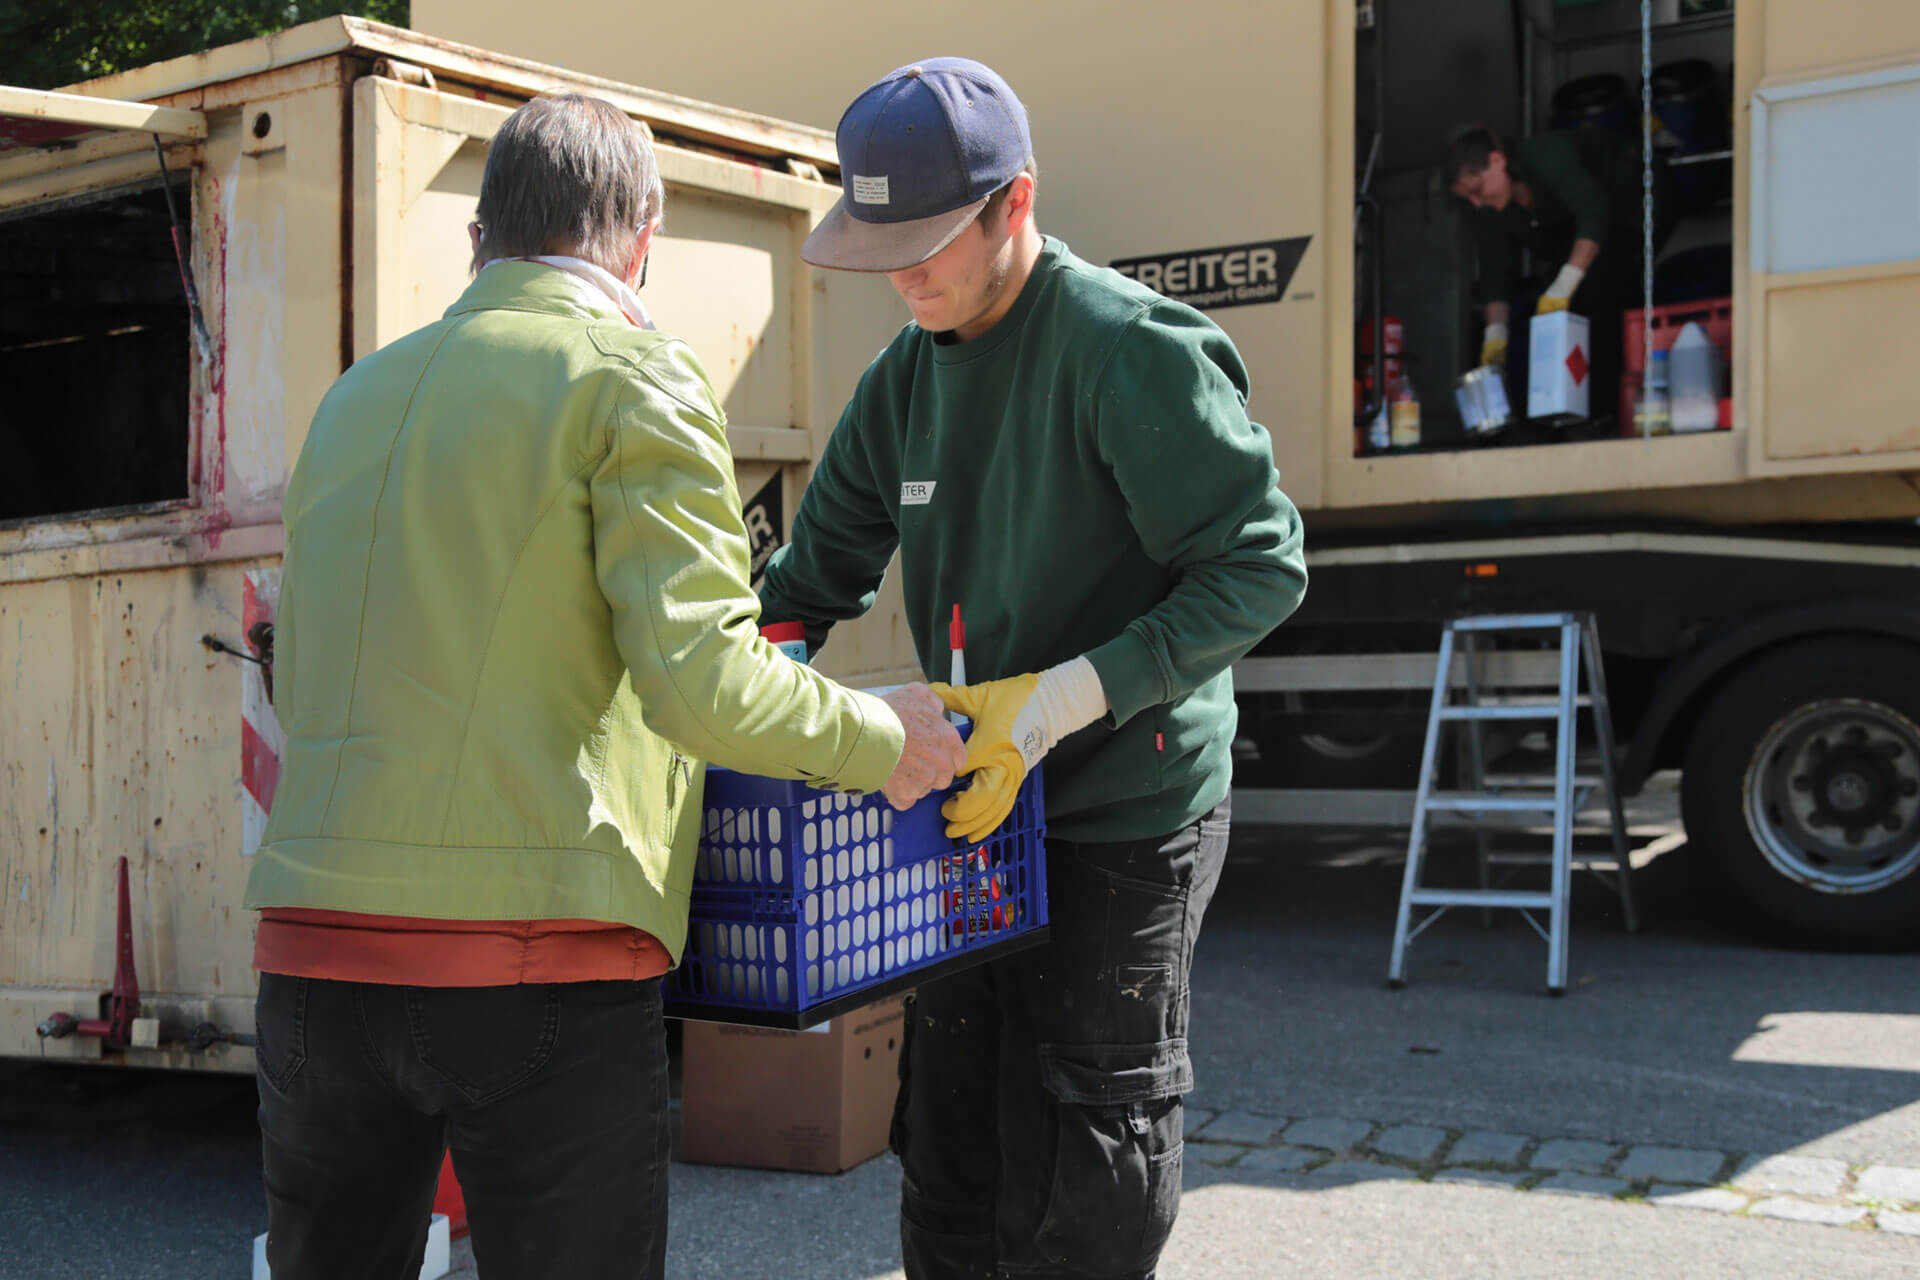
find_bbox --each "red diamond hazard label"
[1565,346,1589,386]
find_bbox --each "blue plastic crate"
[667,764,1048,1028]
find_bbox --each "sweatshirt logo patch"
[900,481,936,506]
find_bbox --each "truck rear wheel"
[1682,637,1920,951]
[1252,718,1428,789]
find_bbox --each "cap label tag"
[851,174,891,205]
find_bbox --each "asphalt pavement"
[4,789,1916,1278]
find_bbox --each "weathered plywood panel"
[0,564,267,1022]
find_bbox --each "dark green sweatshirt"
[759,237,1307,841]
[1476,128,1664,304]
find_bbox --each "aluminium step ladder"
[1387,613,1637,995]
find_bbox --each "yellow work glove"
[928,657,1108,843]
[928,673,1040,843]
[1534,294,1571,315]
[1480,328,1508,367]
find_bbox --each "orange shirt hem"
[254,908,672,987]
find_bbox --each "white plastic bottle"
[1669,322,1720,433]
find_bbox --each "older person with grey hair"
[246,92,964,1280]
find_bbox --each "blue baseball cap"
[802,58,1032,272]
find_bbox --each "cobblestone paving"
[1184,1107,1920,1236]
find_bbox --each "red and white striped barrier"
[241,568,283,855]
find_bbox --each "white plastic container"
[1528,311,1592,422]
[1455,365,1512,437]
[1669,322,1721,433]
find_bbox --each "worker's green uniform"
[759,235,1305,1279]
[1474,129,1674,425]
[759,236,1308,843]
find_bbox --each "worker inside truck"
[1446,123,1675,433]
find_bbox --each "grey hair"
[471,92,665,275]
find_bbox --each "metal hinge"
[372,57,438,91]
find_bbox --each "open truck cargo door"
[1741,4,1920,478]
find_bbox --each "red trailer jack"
[36,856,153,1051]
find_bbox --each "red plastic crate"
[1620,297,1733,433]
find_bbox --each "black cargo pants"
[893,800,1230,1279]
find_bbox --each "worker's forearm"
[1567,238,1601,273]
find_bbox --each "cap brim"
[800,194,991,272]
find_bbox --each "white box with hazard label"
[1527,311,1592,423]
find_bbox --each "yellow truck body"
[420,0,1920,528]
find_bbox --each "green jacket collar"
[445,260,625,324]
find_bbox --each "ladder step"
[1408,889,1556,908]
[1446,613,1580,632]
[1439,701,1587,721]
[1486,851,1629,866]
[1483,774,1604,788]
[1425,793,1561,812]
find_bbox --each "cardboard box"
[1528,310,1592,422]
[678,993,908,1174]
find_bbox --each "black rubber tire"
[1681,636,1920,952]
[1252,719,1430,789]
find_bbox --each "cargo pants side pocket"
[1033,1039,1192,1277]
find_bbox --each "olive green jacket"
[244,264,904,959]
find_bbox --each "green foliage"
[0,2,409,89]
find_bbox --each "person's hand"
[928,658,1107,843]
[1535,262,1586,316]
[879,684,966,811]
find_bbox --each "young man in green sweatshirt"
[759,58,1308,1280]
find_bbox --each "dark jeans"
[255,973,670,1280]
[894,801,1230,1280]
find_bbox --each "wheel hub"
[1746,699,1920,894]
[1822,768,1874,816]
